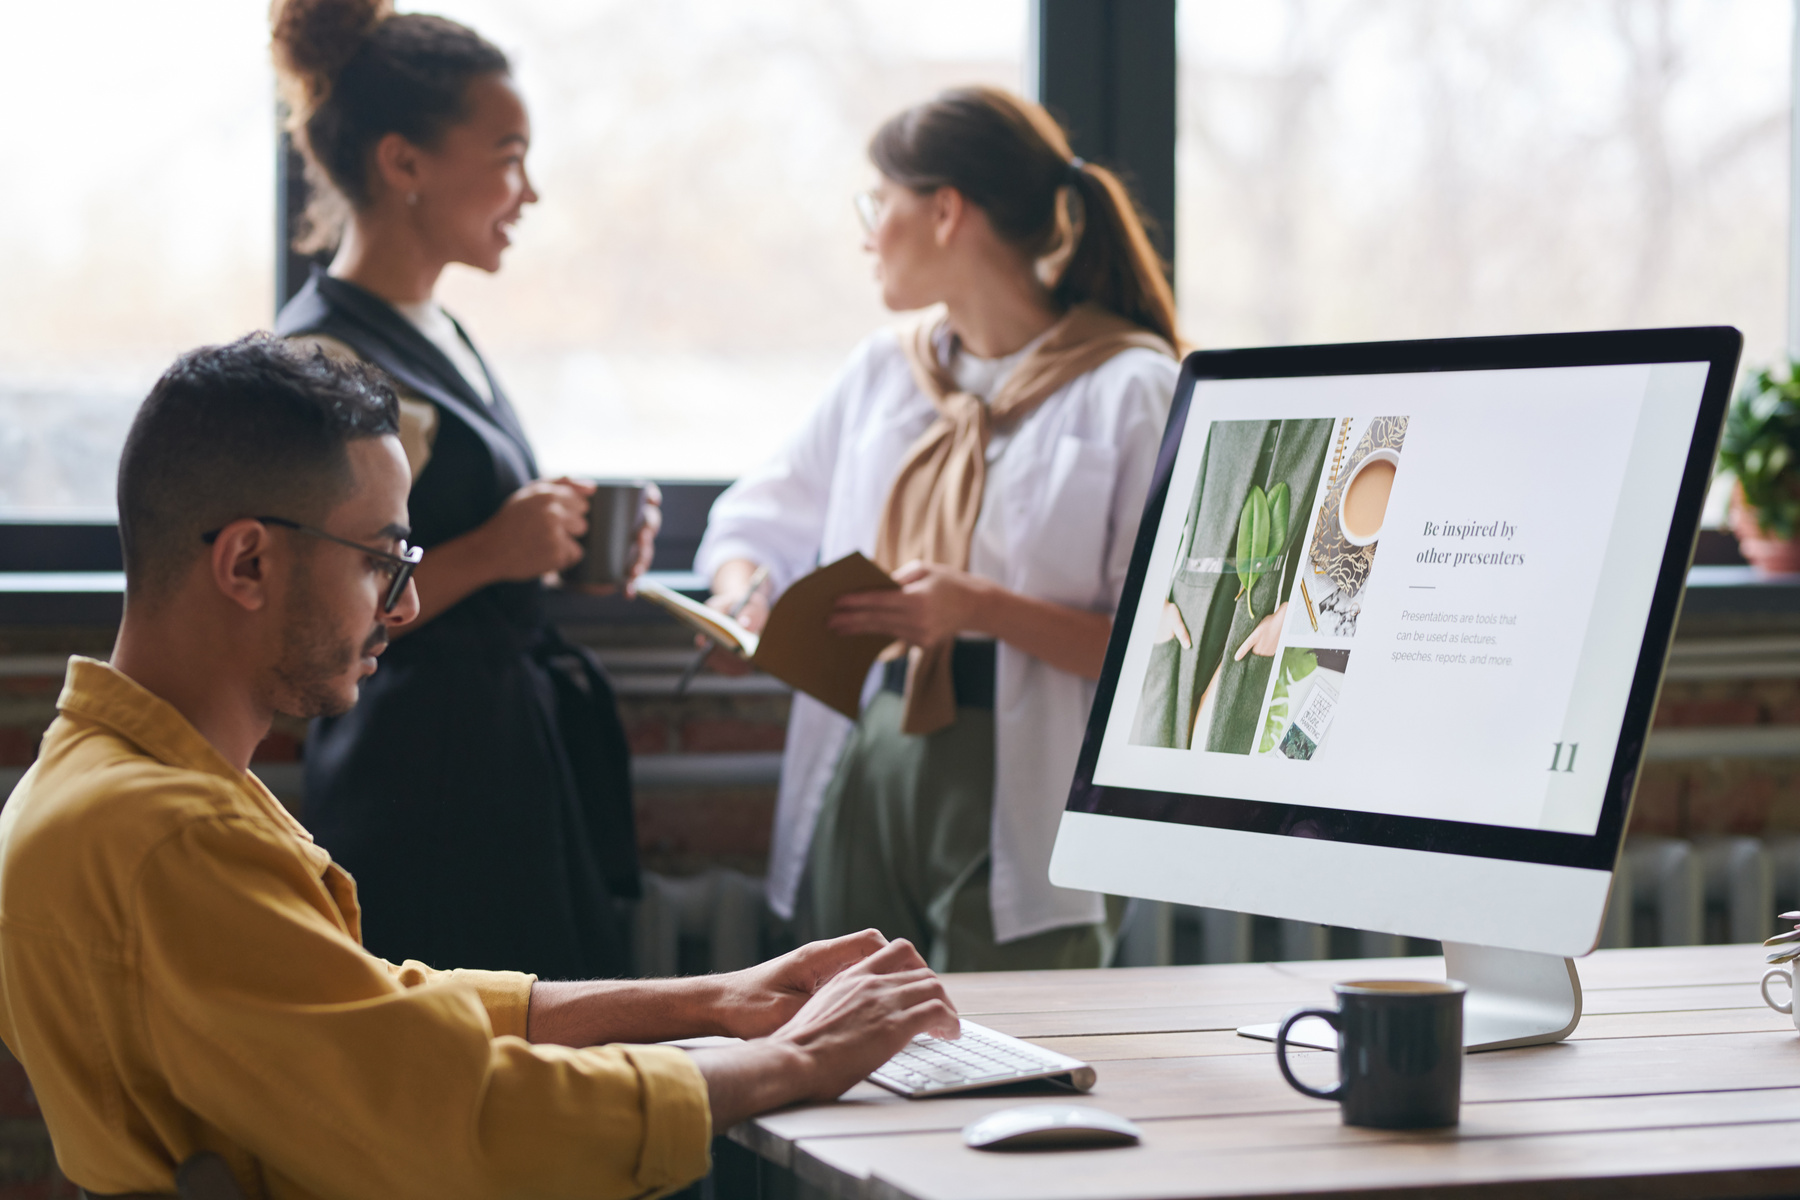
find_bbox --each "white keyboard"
[868,1020,1097,1099]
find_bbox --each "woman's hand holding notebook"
[636,553,901,718]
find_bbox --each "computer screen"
[1053,329,1739,955]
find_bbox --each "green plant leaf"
[1259,647,1319,753]
[1259,702,1287,753]
[1268,481,1291,557]
[1235,488,1258,585]
[1237,485,1271,617]
[1720,358,1800,540]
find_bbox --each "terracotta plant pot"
[1729,482,1800,574]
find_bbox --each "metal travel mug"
[561,480,648,587]
[1275,979,1465,1129]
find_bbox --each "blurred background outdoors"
[0,0,1791,511]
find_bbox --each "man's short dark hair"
[118,333,401,602]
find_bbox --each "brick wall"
[1632,677,1800,837]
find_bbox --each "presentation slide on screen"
[1091,362,1709,836]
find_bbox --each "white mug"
[1761,966,1799,1027]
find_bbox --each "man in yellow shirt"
[0,336,958,1199]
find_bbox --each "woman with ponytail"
[696,87,1181,970]
[268,0,651,980]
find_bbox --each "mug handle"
[1274,1007,1344,1101]
[1762,967,1794,1015]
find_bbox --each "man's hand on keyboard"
[713,928,901,1040]
[691,935,959,1124]
[770,935,960,1100]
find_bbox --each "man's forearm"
[527,976,732,1046]
[532,981,826,1128]
[688,1041,815,1129]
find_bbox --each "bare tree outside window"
[1177,0,1791,370]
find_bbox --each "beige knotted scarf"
[874,303,1176,735]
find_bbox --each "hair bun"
[271,0,393,113]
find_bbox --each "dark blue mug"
[1275,979,1465,1129]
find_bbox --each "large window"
[11,2,1792,511]
[0,1,1027,513]
[0,0,274,515]
[391,0,1027,480]
[1176,0,1792,370]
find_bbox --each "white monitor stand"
[1237,943,1582,1052]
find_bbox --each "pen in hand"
[728,565,772,621]
[676,565,770,695]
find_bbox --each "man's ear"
[931,186,966,249]
[208,520,275,613]
[372,132,425,202]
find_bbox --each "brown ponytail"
[869,86,1179,349]
[270,0,509,252]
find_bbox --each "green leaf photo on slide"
[1234,481,1290,619]
[1128,417,1333,753]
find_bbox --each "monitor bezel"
[1066,327,1742,873]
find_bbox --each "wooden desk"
[732,945,1800,1199]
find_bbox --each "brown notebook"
[636,553,901,718]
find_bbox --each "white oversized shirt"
[695,325,1177,943]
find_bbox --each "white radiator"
[1113,833,1785,967]
[632,869,771,977]
[629,833,1785,978]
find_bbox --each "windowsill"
[1,565,1798,628]
[0,570,713,626]
[1685,565,1800,586]
[1677,565,1800,620]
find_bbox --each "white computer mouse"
[962,1105,1143,1151]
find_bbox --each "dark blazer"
[276,267,638,980]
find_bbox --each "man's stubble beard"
[269,555,386,720]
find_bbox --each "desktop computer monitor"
[1050,328,1741,1048]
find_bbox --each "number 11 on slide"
[1548,742,1579,773]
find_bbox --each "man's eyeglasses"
[201,517,423,613]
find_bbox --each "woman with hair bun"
[696,87,1181,971]
[270,0,651,979]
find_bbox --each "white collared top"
[696,324,1177,942]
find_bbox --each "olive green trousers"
[808,691,1116,973]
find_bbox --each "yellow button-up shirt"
[0,658,711,1198]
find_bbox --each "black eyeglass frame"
[201,516,423,613]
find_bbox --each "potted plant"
[1720,362,1800,574]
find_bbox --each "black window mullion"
[1033,0,1179,274]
